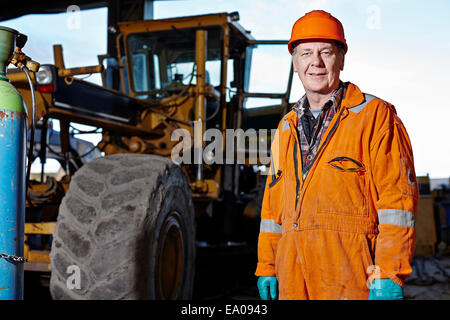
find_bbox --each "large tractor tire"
[49,154,195,299]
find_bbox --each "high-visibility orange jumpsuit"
[255,82,418,300]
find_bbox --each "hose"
[20,66,36,195]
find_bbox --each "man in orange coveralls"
[256,10,418,300]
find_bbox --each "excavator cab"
[105,12,291,132]
[122,25,222,98]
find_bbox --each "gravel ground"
[403,254,450,300]
[222,253,450,301]
[24,251,450,300]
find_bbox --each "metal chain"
[0,253,28,263]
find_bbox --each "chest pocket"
[269,170,284,224]
[316,155,368,216]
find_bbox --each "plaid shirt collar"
[293,81,345,118]
[292,82,346,179]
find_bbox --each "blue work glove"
[257,276,278,300]
[368,279,404,300]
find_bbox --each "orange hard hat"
[288,10,347,55]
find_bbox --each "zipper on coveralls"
[290,124,301,211]
[291,105,347,228]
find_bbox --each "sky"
[3,0,450,179]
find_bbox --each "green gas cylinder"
[0,25,28,300]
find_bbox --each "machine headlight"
[228,11,240,21]
[35,65,54,85]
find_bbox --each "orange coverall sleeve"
[255,129,282,277]
[370,105,419,287]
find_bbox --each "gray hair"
[292,40,346,57]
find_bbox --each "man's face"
[292,40,345,95]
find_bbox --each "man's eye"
[321,51,330,55]
[301,52,311,56]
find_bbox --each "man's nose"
[311,51,325,67]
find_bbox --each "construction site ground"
[403,254,450,300]
[24,248,450,300]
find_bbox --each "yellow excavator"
[5,1,293,299]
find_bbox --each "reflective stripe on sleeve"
[378,209,416,228]
[260,219,282,234]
